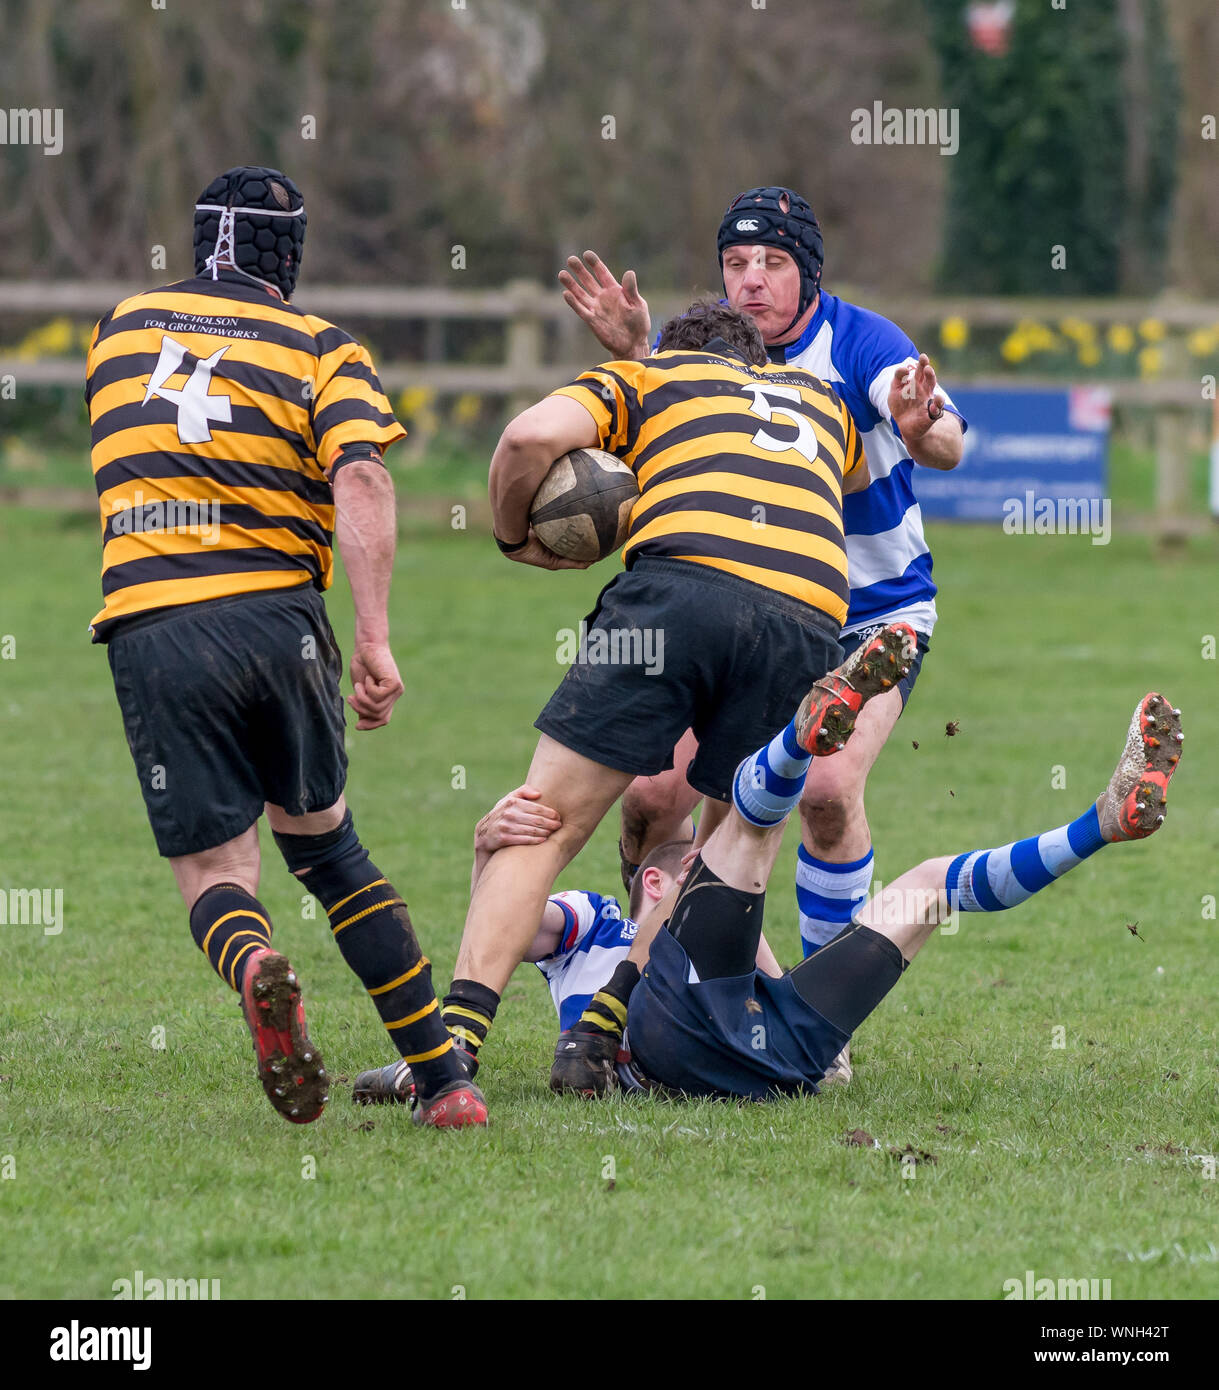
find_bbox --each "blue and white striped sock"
[796,844,875,957]
[732,721,812,828]
[946,804,1106,913]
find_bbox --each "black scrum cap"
[193,166,307,300]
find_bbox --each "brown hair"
[628,838,694,920]
[654,297,767,366]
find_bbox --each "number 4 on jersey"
[142,334,233,444]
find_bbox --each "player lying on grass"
[433,298,874,1086]
[352,797,677,1104]
[357,668,1183,1101]
[355,621,917,1101]
[88,167,483,1129]
[561,187,966,1085]
[356,803,782,1104]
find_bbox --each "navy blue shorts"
[626,927,850,1100]
[839,623,930,708]
[107,585,348,857]
[535,556,842,802]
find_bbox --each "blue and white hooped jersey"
[535,890,638,1031]
[775,291,967,638]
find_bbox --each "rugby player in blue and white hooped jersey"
[461,787,646,1035]
[529,827,786,1036]
[356,681,1185,1105]
[559,187,966,1083]
[536,889,637,1032]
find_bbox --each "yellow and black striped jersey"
[553,343,865,624]
[85,271,405,639]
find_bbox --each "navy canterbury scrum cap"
[193,166,307,300]
[717,187,824,332]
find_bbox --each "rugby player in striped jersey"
[88,166,484,1128]
[427,298,880,1087]
[560,187,967,1086]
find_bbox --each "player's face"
[721,245,801,343]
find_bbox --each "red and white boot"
[794,623,917,757]
[1097,692,1183,841]
[412,1078,489,1129]
[240,948,328,1124]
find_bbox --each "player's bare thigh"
[623,666,909,862]
[620,727,702,859]
[170,796,350,907]
[523,734,635,851]
[454,736,633,987]
[265,796,348,838]
[265,796,350,879]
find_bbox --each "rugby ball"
[529,448,639,563]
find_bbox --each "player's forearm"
[333,460,397,644]
[905,413,963,471]
[489,396,601,542]
[581,314,650,362]
[489,430,554,543]
[587,323,649,362]
[522,912,564,963]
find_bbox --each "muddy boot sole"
[243,952,327,1125]
[794,623,915,757]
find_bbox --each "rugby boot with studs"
[352,1046,488,1129]
[794,623,917,757]
[241,948,327,1124]
[1097,692,1183,842]
[817,1041,853,1088]
[411,1078,489,1128]
[352,1058,414,1105]
[549,1029,620,1097]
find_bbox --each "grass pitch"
[0,504,1216,1300]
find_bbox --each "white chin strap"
[196,201,305,296]
[204,207,237,279]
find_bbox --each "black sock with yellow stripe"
[442,980,500,1066]
[573,960,639,1040]
[274,813,464,1100]
[189,883,272,993]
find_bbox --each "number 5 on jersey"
[740,384,821,465]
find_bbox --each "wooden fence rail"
[1,281,1215,539]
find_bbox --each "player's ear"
[642,866,667,902]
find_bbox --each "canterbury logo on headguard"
[717,185,825,337]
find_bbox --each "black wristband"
[329,442,383,479]
[495,533,529,554]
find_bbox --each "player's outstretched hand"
[887,353,945,441]
[506,530,591,571]
[475,785,563,852]
[558,250,651,359]
[347,642,405,730]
